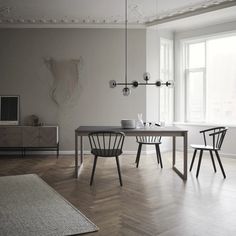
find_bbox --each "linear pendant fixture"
[109,0,174,96]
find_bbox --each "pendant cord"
[125,0,128,87]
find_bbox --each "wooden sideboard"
[0,126,59,157]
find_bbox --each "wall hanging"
[44,58,81,105]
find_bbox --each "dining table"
[75,125,188,180]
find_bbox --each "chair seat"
[91,149,122,157]
[137,141,161,145]
[191,144,219,150]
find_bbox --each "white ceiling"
[155,5,236,31]
[0,0,236,28]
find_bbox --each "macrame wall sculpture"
[44,58,81,105]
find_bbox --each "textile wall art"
[44,58,81,105]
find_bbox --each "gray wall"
[0,28,146,151]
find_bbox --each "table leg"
[183,132,188,180]
[172,132,188,181]
[172,136,176,166]
[75,132,78,178]
[80,136,83,165]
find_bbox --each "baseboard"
[58,150,159,155]
[1,148,235,159]
[0,149,169,156]
[221,153,236,159]
[0,150,59,156]
[59,148,171,156]
[176,148,236,159]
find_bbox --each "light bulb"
[109,80,117,88]
[132,80,139,88]
[143,72,151,82]
[122,87,131,96]
[155,80,162,87]
[166,80,175,88]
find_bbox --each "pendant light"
[122,0,130,96]
[109,0,174,96]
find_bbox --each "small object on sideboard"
[26,115,40,126]
[31,115,39,126]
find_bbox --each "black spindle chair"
[135,135,163,168]
[88,131,125,186]
[190,127,228,178]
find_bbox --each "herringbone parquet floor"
[0,152,236,236]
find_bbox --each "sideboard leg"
[57,143,59,159]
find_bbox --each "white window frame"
[181,31,236,125]
[185,68,206,122]
[183,39,207,123]
[159,38,174,124]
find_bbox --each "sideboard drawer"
[39,127,58,147]
[22,127,39,147]
[22,126,58,147]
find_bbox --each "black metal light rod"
[115,82,171,86]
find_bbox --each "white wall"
[146,28,174,122]
[174,21,236,158]
[0,28,146,152]
[146,28,174,152]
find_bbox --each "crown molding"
[0,0,236,29]
[0,23,145,29]
[146,0,236,27]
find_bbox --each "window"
[160,38,174,124]
[185,41,206,122]
[184,34,236,124]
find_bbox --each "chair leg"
[155,144,160,164]
[209,150,216,173]
[196,150,203,178]
[156,145,163,168]
[115,156,123,186]
[215,150,226,179]
[90,156,98,186]
[189,149,197,171]
[136,144,142,168]
[135,143,142,163]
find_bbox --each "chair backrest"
[88,131,125,157]
[200,127,228,150]
[136,136,161,144]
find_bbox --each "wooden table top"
[75,126,188,137]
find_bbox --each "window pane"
[160,87,167,120]
[187,71,204,121]
[160,39,173,124]
[206,35,236,123]
[188,42,205,69]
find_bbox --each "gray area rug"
[0,174,98,236]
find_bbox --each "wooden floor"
[0,152,236,236]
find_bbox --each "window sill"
[173,121,236,128]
